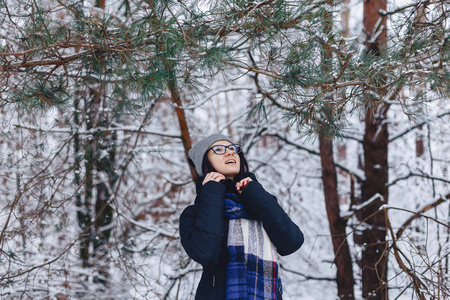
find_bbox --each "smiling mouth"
[225,160,236,164]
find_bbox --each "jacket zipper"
[212,266,216,287]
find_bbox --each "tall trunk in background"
[415,126,424,157]
[341,0,350,39]
[72,0,115,284]
[74,94,91,269]
[320,138,355,299]
[89,0,114,276]
[361,105,389,299]
[359,0,389,298]
[90,87,115,285]
[96,0,105,8]
[168,79,196,182]
[319,2,355,299]
[76,80,115,286]
[165,66,197,182]
[75,80,115,285]
[92,0,114,285]
[413,4,427,158]
[84,93,96,271]
[149,0,195,182]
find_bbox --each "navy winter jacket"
[179,174,304,299]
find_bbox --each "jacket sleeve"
[179,181,225,265]
[240,180,304,256]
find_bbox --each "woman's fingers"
[203,174,252,188]
[236,177,252,192]
[214,173,226,181]
[202,172,225,185]
[210,172,225,182]
[202,173,215,185]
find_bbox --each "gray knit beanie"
[188,133,234,177]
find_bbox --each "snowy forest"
[0,0,449,299]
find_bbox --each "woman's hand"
[202,172,226,185]
[236,177,252,193]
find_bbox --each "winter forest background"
[0,0,449,299]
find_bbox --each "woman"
[180,133,304,300]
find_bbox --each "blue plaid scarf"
[224,192,282,300]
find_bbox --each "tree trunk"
[147,0,196,182]
[88,84,115,285]
[167,69,197,182]
[319,137,355,299]
[360,106,389,299]
[93,181,114,285]
[415,126,424,157]
[363,0,387,54]
[92,107,115,285]
[319,2,355,299]
[359,1,389,298]
[83,93,96,269]
[74,74,115,285]
[74,97,89,267]
[96,0,105,9]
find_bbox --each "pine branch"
[341,193,384,220]
[13,124,182,139]
[1,51,91,70]
[248,51,291,111]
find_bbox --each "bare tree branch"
[388,171,450,187]
[279,264,335,282]
[389,111,450,142]
[267,132,365,182]
[396,193,450,239]
[386,209,429,300]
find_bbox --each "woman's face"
[207,140,241,179]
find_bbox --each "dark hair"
[202,150,249,182]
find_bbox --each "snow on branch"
[341,193,384,220]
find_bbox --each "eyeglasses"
[208,144,242,155]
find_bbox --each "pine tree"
[1,0,449,298]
